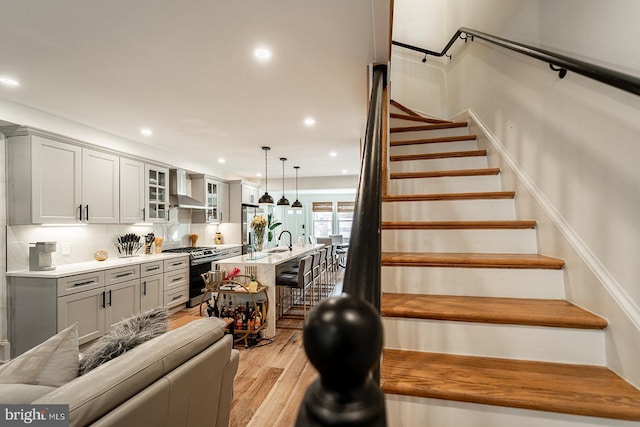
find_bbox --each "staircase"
[380,100,640,426]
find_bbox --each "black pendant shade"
[258,146,274,205]
[291,165,302,208]
[277,157,290,206]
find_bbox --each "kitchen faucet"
[278,230,293,251]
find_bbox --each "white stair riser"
[391,126,469,141]
[381,266,565,299]
[390,139,478,155]
[385,395,638,427]
[390,156,488,173]
[382,228,537,253]
[383,318,605,365]
[382,199,517,221]
[390,174,501,195]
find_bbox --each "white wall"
[391,0,640,386]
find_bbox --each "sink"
[265,247,290,253]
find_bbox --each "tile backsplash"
[6,221,240,272]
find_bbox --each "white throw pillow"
[0,323,79,387]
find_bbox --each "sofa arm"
[216,349,240,427]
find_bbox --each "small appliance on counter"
[29,241,57,271]
[215,232,224,245]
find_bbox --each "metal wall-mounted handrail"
[393,27,640,96]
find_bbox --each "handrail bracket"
[549,63,568,79]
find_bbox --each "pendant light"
[291,166,303,208]
[277,157,290,206]
[258,146,274,205]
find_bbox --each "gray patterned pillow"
[79,308,168,375]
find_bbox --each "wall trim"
[462,108,640,332]
[0,342,9,362]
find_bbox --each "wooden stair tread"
[381,252,565,269]
[390,99,422,117]
[391,122,468,133]
[390,134,477,146]
[382,220,536,230]
[382,191,515,202]
[390,112,451,124]
[381,350,640,421]
[390,168,500,179]
[381,294,606,329]
[390,150,486,162]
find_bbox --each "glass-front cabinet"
[145,165,169,222]
[192,175,228,224]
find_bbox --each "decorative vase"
[254,230,265,252]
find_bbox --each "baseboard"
[0,341,10,362]
[458,108,640,333]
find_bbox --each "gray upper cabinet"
[7,128,119,224]
[192,175,229,223]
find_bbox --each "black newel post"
[295,295,386,426]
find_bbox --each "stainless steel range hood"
[169,169,206,209]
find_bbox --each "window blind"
[337,201,355,213]
[312,202,333,212]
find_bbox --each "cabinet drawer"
[164,286,188,309]
[218,249,230,259]
[164,257,189,272]
[164,269,188,292]
[106,265,140,286]
[230,247,242,256]
[57,271,105,297]
[140,261,164,277]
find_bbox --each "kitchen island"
[214,243,324,338]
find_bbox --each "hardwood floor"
[168,266,344,426]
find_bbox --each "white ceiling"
[0,0,390,181]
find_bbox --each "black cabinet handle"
[108,290,112,306]
[143,281,147,296]
[85,205,89,221]
[142,207,146,221]
[172,294,183,301]
[115,272,132,278]
[101,291,106,308]
[79,204,83,221]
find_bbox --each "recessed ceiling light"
[254,48,272,60]
[218,158,226,164]
[256,173,262,177]
[342,169,348,174]
[304,117,315,126]
[0,77,20,87]
[140,128,153,136]
[329,151,337,157]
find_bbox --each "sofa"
[12,317,238,426]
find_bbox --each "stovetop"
[163,246,219,260]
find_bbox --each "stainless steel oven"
[163,247,220,307]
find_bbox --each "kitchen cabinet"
[140,261,163,312]
[6,128,119,224]
[163,258,189,309]
[57,265,141,344]
[229,180,261,224]
[242,183,260,205]
[120,157,145,223]
[192,175,229,223]
[145,164,170,223]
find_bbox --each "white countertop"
[6,252,190,279]
[215,243,324,266]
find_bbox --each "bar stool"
[310,251,321,306]
[319,248,328,299]
[325,244,335,286]
[275,255,313,319]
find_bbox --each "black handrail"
[341,64,386,309]
[393,27,640,97]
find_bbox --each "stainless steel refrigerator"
[241,204,263,254]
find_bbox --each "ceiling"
[0,0,390,181]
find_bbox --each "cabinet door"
[31,136,82,224]
[218,181,229,223]
[57,287,106,344]
[140,275,163,312]
[120,158,145,223]
[206,179,219,223]
[106,280,141,329]
[82,148,119,223]
[144,165,169,223]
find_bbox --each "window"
[312,202,333,237]
[337,201,354,240]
